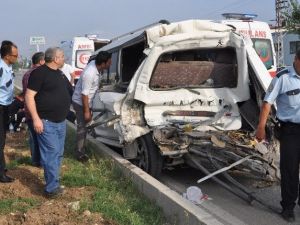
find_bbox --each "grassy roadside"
[6,86,167,224]
[3,126,167,225]
[62,127,167,225]
[0,198,39,215]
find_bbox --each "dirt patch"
[0,131,116,225]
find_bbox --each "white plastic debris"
[67,201,80,211]
[83,210,91,216]
[183,186,207,204]
[254,140,268,155]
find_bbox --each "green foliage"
[62,157,166,225]
[0,198,40,215]
[6,156,32,170]
[90,185,164,225]
[284,0,300,34]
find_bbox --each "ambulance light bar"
[222,13,258,21]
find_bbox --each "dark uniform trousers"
[0,105,9,176]
[279,121,300,210]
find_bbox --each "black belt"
[0,105,9,109]
[279,120,300,128]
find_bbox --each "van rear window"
[150,48,238,90]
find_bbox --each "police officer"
[256,49,300,223]
[0,40,18,183]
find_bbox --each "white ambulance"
[221,13,277,77]
[60,37,95,81]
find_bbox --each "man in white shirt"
[60,63,75,85]
[72,51,111,162]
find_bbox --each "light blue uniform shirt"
[264,66,300,123]
[0,59,14,105]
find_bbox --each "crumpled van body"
[89,20,279,180]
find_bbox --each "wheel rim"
[134,139,149,171]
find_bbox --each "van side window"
[101,51,118,85]
[120,42,145,84]
[150,48,238,90]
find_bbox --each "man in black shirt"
[25,47,71,198]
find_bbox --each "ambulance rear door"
[72,37,95,79]
[221,13,277,77]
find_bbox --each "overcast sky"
[0,0,286,58]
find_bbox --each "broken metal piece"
[187,154,280,214]
[211,135,226,148]
[187,155,253,203]
[86,115,120,130]
[91,109,107,121]
[197,155,252,184]
[207,154,281,214]
[162,110,216,117]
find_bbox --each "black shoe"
[31,162,41,168]
[0,174,15,183]
[76,153,89,162]
[44,186,64,198]
[280,209,295,223]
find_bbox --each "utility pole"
[275,0,290,66]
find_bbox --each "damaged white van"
[89,20,279,182]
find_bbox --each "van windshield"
[150,48,238,90]
[251,38,274,70]
[75,50,93,69]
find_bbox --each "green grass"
[0,198,40,215]
[62,127,166,225]
[4,119,167,225]
[6,156,32,169]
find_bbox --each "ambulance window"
[251,38,274,70]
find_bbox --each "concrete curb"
[67,122,223,225]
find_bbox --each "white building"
[272,30,300,66]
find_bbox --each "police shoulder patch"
[276,69,289,78]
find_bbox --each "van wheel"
[132,133,163,178]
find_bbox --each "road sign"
[30,36,45,45]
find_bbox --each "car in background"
[60,36,109,82]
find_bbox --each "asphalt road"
[159,167,292,225]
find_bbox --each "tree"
[284,0,300,34]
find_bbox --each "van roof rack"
[222,13,257,21]
[110,19,170,42]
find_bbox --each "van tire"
[132,133,163,178]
